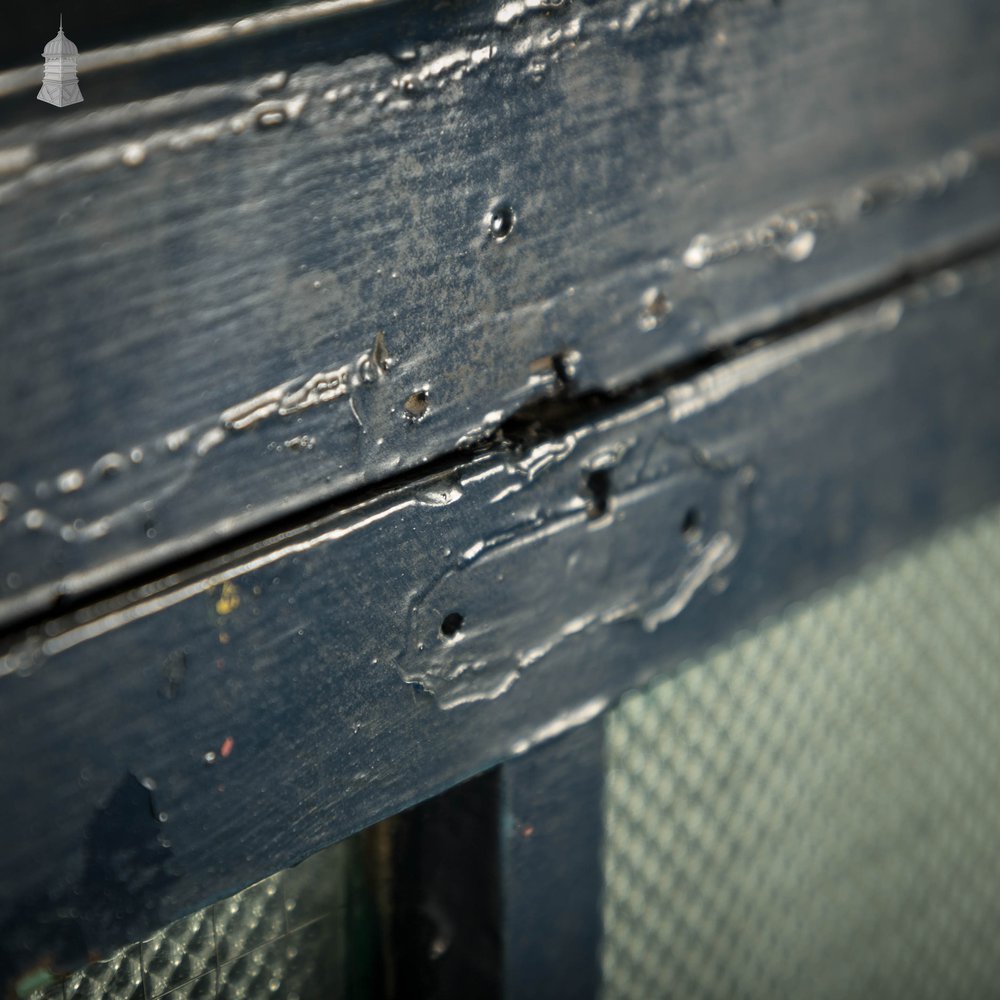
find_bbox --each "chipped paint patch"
[511,695,609,754]
[0,92,311,204]
[681,147,977,272]
[0,332,393,557]
[398,430,751,708]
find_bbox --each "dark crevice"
[496,226,1000,448]
[440,612,465,639]
[581,469,612,521]
[2,227,1000,649]
[681,506,702,543]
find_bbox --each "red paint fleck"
[220,736,234,758]
[522,824,535,838]
[215,658,225,670]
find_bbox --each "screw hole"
[643,288,671,319]
[398,74,421,97]
[551,352,575,387]
[582,469,612,520]
[528,350,577,390]
[681,506,701,542]
[405,390,429,421]
[489,205,516,242]
[440,612,464,639]
[640,288,672,330]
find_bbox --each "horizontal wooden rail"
[2,243,999,977]
[2,0,999,627]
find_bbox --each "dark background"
[2,2,271,72]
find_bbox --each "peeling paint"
[0,260,975,676]
[0,0,740,200]
[398,431,751,708]
[0,0,397,99]
[0,93,313,202]
[0,332,393,556]
[681,147,978,273]
[511,695,610,754]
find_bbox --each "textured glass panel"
[603,504,1000,1000]
[26,836,362,1000]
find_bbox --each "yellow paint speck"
[216,582,241,616]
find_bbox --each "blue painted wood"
[501,721,606,1000]
[1,247,998,982]
[0,0,998,626]
[2,0,1000,989]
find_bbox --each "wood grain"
[1,250,998,977]
[1,0,999,625]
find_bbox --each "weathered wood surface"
[2,249,998,978]
[1,0,999,626]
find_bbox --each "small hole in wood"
[682,506,701,542]
[440,612,464,639]
[583,469,612,520]
[405,390,429,421]
[489,205,516,242]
